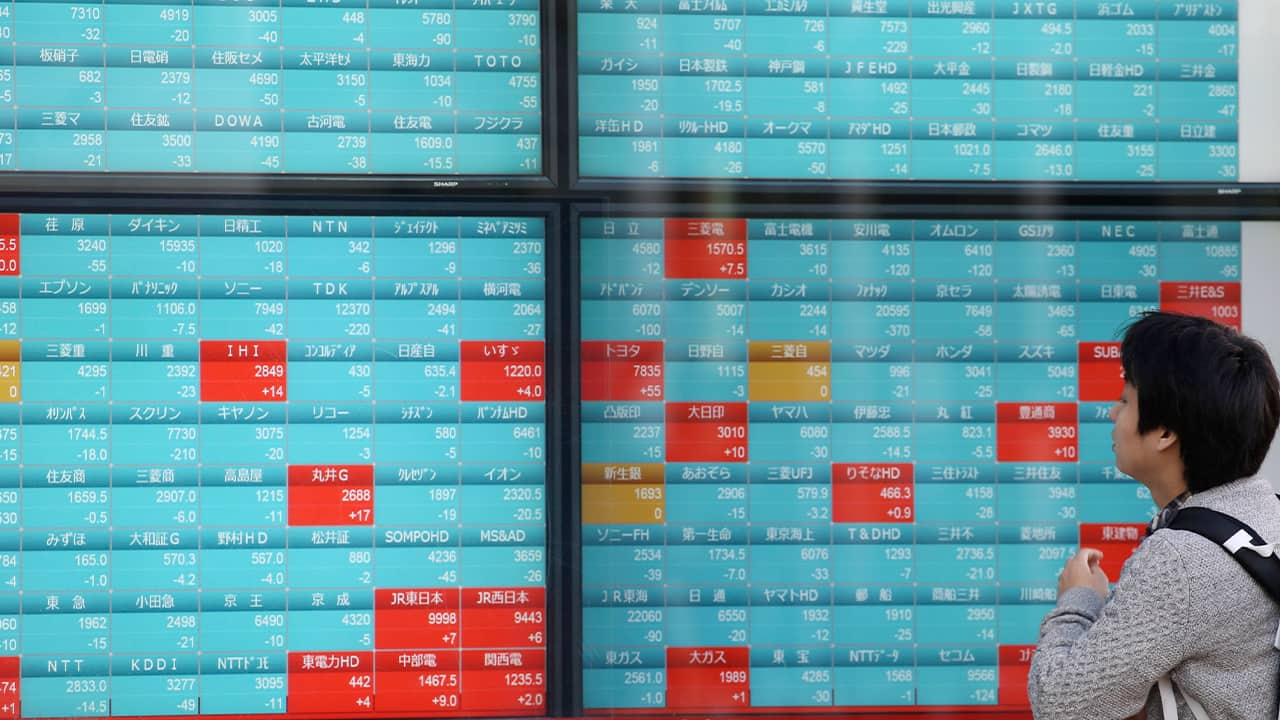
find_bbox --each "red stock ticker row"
[198,341,545,403]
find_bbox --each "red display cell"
[374,588,461,649]
[287,651,374,714]
[996,403,1079,463]
[998,645,1036,706]
[832,463,915,523]
[287,464,374,526]
[1079,523,1147,580]
[0,215,19,277]
[460,649,546,713]
[581,341,665,402]
[460,587,546,648]
[374,650,461,714]
[666,646,750,711]
[199,340,287,402]
[1078,342,1124,402]
[460,341,545,402]
[0,656,18,720]
[663,218,747,279]
[1160,282,1241,330]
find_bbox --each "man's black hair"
[1120,311,1280,493]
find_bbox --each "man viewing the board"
[1029,311,1280,719]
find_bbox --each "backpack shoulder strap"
[1166,504,1280,605]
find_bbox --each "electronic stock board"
[0,0,542,174]
[579,215,1265,714]
[0,212,549,719]
[577,0,1280,182]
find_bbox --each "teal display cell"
[454,133,541,175]
[1078,302,1152,341]
[281,134,368,174]
[199,429,284,467]
[749,545,831,585]
[831,302,912,342]
[910,79,993,119]
[191,6,278,48]
[992,21,1077,58]
[997,484,1078,524]
[1000,543,1074,584]
[455,73,539,114]
[192,69,281,110]
[995,363,1076,402]
[828,140,911,180]
[370,300,456,340]
[912,18,993,59]
[458,300,544,338]
[915,545,996,585]
[750,667,833,707]
[833,667,916,705]
[579,76,658,117]
[1073,141,1156,182]
[666,485,745,524]
[665,545,746,585]
[21,364,106,401]
[582,423,662,464]
[1075,82,1156,120]
[995,304,1077,342]
[913,243,993,280]
[194,300,285,340]
[199,613,285,652]
[579,137,662,178]
[194,133,283,174]
[454,8,539,50]
[914,423,994,463]
[15,131,104,171]
[108,133,195,172]
[111,549,198,591]
[831,362,912,402]
[1161,241,1240,282]
[914,483,994,523]
[832,605,913,644]
[582,607,664,647]
[830,421,913,463]
[917,606,997,645]
[584,546,663,587]
[582,669,663,709]
[20,676,111,717]
[1159,143,1236,182]
[287,364,374,402]
[200,549,283,591]
[15,68,102,107]
[1078,419,1116,463]
[459,485,543,525]
[22,614,105,654]
[746,302,827,340]
[200,488,283,528]
[827,16,909,56]
[22,486,108,528]
[287,609,372,651]
[912,139,992,180]
[662,138,744,178]
[828,80,909,119]
[101,6,191,45]
[995,143,1076,182]
[111,300,197,338]
[1073,21,1157,58]
[198,675,286,716]
[577,14,658,54]
[113,487,198,528]
[288,547,374,589]
[374,486,459,526]
[278,7,368,48]
[367,10,455,48]
[105,68,193,111]
[459,546,541,586]
[1000,604,1053,644]
[367,134,457,175]
[830,241,912,281]
[287,425,371,463]
[665,605,748,646]
[1156,23,1238,59]
[457,238,543,278]
[109,612,195,653]
[749,484,830,523]
[373,547,458,588]
[458,424,540,463]
[1079,481,1154,524]
[916,666,997,704]
[831,545,913,585]
[915,361,993,402]
[743,138,830,180]
[1158,83,1236,122]
[749,607,831,646]
[915,303,996,342]
[1078,238,1158,280]
[664,361,746,402]
[660,15,743,55]
[22,553,104,592]
[19,235,108,276]
[372,363,456,402]
[371,237,461,279]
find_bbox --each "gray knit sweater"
[1029,476,1280,720]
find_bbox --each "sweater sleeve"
[1028,534,1191,720]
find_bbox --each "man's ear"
[1154,427,1179,453]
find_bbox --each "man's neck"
[1148,474,1190,508]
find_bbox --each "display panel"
[577,0,1280,183]
[0,1,543,175]
[0,212,547,718]
[579,215,1245,712]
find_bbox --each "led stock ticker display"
[577,0,1265,182]
[580,216,1241,712]
[0,0,542,174]
[0,213,547,719]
